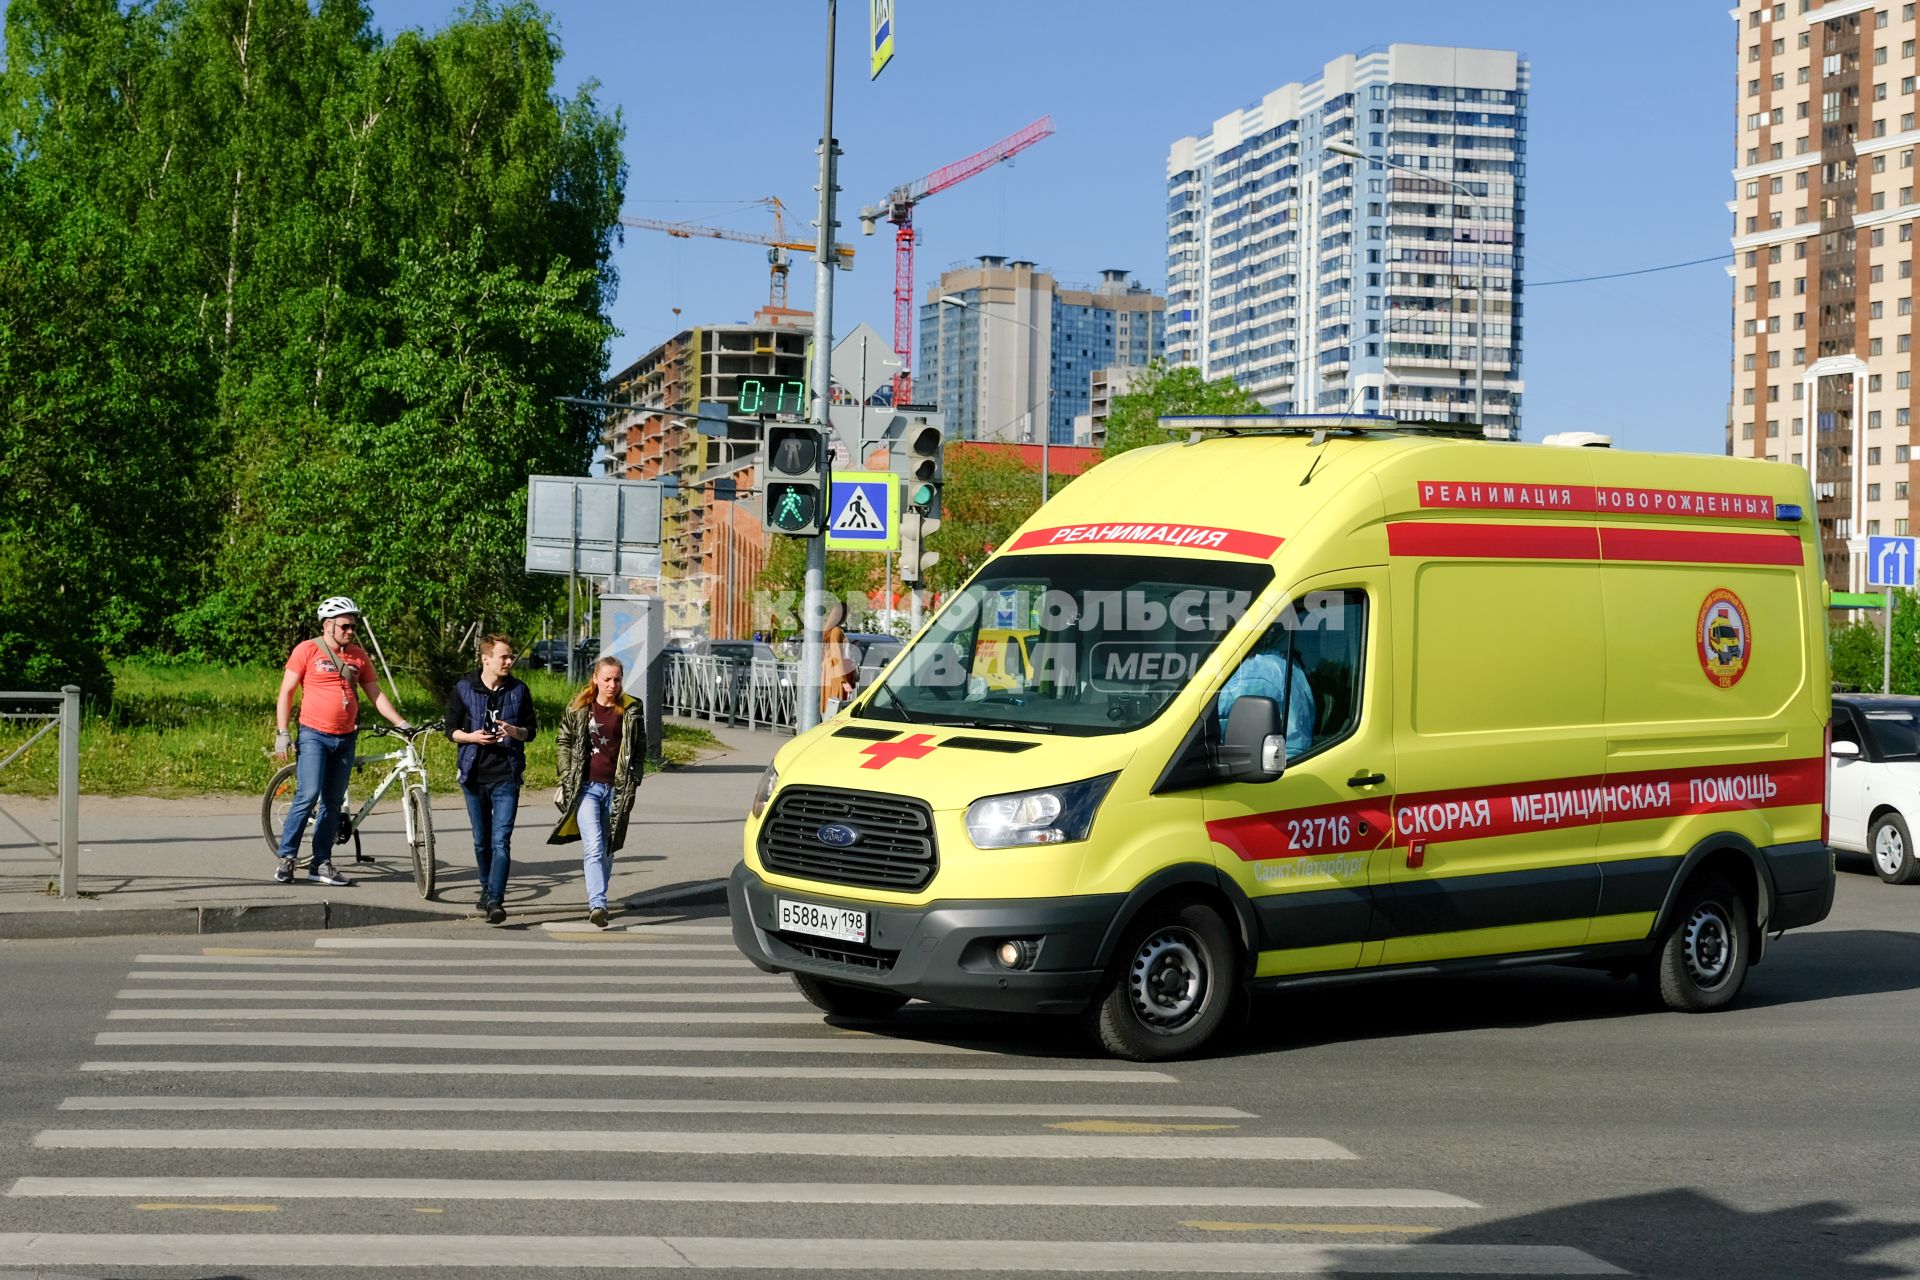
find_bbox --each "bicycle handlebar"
[371,719,446,740]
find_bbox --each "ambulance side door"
[1382,539,1604,965]
[1201,576,1395,978]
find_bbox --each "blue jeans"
[277,727,356,870]
[576,781,614,910]
[462,779,520,907]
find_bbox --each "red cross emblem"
[858,732,939,769]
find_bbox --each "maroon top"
[586,700,622,786]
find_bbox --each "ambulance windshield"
[860,552,1272,736]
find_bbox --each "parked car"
[525,639,570,673]
[844,632,903,689]
[526,637,599,674]
[1830,693,1920,884]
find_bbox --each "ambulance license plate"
[776,898,868,944]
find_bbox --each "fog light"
[995,938,1039,970]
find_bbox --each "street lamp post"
[938,293,1054,502]
[1328,140,1491,435]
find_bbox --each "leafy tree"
[1832,589,1920,694]
[922,445,1054,594]
[1101,358,1262,458]
[0,0,627,692]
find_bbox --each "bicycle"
[262,720,445,899]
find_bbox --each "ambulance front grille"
[759,787,937,891]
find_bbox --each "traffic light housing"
[763,423,824,536]
[905,417,943,520]
[899,511,942,587]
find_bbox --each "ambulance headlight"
[965,774,1117,849]
[750,764,779,820]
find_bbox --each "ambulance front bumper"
[728,862,1118,1016]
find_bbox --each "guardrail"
[663,656,801,733]
[0,686,80,898]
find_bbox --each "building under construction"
[601,311,811,639]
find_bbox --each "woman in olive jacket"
[547,656,644,926]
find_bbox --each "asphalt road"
[0,859,1915,1280]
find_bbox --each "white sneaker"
[308,862,352,887]
[273,857,295,884]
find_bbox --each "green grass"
[0,660,723,797]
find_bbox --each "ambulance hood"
[775,721,1135,814]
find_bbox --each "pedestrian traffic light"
[763,423,824,536]
[905,417,943,520]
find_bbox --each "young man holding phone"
[446,634,537,924]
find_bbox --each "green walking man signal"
[763,424,825,537]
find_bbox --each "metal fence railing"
[663,656,802,733]
[0,686,80,897]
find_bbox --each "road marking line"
[546,922,731,936]
[106,1009,827,1026]
[1184,1221,1440,1235]
[94,1031,988,1055]
[0,1234,1631,1272]
[115,989,804,1003]
[128,970,787,985]
[136,955,759,970]
[1047,1120,1239,1134]
[78,1060,1175,1083]
[134,1203,278,1213]
[313,938,738,953]
[9,1179,1474,1208]
[57,1098,1251,1119]
[413,1206,442,1214]
[34,1129,1356,1160]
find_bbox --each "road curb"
[0,898,453,940]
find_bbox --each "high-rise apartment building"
[1167,44,1527,438]
[918,258,1163,444]
[1728,1,1920,591]
[602,314,810,637]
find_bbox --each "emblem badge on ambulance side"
[815,823,861,847]
[1697,588,1752,689]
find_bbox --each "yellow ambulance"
[729,419,1835,1060]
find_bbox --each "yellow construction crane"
[621,197,855,311]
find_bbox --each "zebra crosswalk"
[0,924,1628,1276]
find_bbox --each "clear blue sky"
[74,0,1748,453]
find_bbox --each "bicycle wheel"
[261,763,299,854]
[405,784,436,899]
[262,765,363,863]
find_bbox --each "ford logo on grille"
[815,822,861,847]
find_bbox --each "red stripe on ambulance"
[1392,758,1824,846]
[1010,523,1283,558]
[1386,522,1599,559]
[1387,522,1802,567]
[1208,798,1394,862]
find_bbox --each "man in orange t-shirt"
[271,596,411,886]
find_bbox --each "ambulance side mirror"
[1831,740,1861,760]
[1222,696,1285,783]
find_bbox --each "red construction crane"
[621,197,854,311]
[859,115,1055,405]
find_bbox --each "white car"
[1829,693,1920,884]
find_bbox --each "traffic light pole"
[798,0,840,734]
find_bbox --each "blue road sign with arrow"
[1869,535,1918,588]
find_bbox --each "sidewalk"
[0,720,780,939]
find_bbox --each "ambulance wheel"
[791,973,908,1019]
[1870,812,1920,884]
[1085,899,1235,1061]
[1644,875,1750,1012]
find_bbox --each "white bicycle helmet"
[317,595,361,620]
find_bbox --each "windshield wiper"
[868,682,918,724]
[932,719,1058,734]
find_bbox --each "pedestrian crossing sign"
[823,470,899,552]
